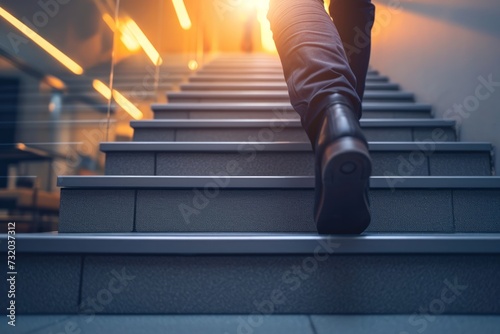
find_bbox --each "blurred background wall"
[371,0,500,170]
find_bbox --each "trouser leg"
[268,0,374,143]
[329,0,375,99]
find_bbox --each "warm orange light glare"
[102,13,116,31]
[44,75,66,90]
[258,15,276,52]
[102,14,141,52]
[0,6,84,75]
[112,90,143,120]
[172,0,192,30]
[123,19,162,65]
[93,80,143,120]
[93,79,112,99]
[49,102,56,113]
[324,0,330,13]
[188,60,199,70]
[120,23,142,52]
[254,0,277,53]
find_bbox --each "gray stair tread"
[208,59,281,62]
[191,73,384,78]
[7,253,500,315]
[57,176,500,189]
[203,66,284,70]
[6,315,496,334]
[206,59,281,62]
[0,315,75,333]
[10,104,112,112]
[166,90,413,100]
[0,315,313,334]
[103,141,491,177]
[198,68,285,73]
[7,232,500,254]
[131,119,454,128]
[66,75,186,83]
[189,75,389,82]
[106,83,174,89]
[180,82,397,91]
[310,315,500,334]
[151,101,431,112]
[49,83,174,90]
[195,69,378,76]
[57,176,499,233]
[191,73,287,77]
[100,141,491,152]
[191,74,289,79]
[207,57,280,60]
[112,67,192,73]
[201,63,282,66]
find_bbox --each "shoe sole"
[316,136,372,234]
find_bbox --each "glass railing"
[0,0,276,232]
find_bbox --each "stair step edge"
[166,91,413,97]
[130,119,455,128]
[100,142,492,152]
[57,176,500,189]
[7,232,500,254]
[151,102,432,111]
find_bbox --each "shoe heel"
[316,137,372,234]
[322,137,371,183]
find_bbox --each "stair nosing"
[8,232,500,254]
[100,141,492,152]
[57,176,500,189]
[166,91,414,99]
[151,101,432,112]
[191,73,385,77]
[179,82,397,89]
[130,119,455,128]
[188,75,389,81]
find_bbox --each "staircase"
[2,54,500,333]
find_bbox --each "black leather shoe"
[314,94,372,234]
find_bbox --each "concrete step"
[3,314,499,333]
[58,82,175,91]
[197,68,285,75]
[151,102,432,119]
[64,75,186,86]
[131,119,457,142]
[27,91,162,101]
[189,74,390,83]
[203,61,282,66]
[12,232,500,254]
[57,176,500,233]
[197,68,380,76]
[207,58,281,62]
[9,86,167,104]
[203,63,283,70]
[208,56,280,60]
[166,91,414,103]
[101,142,492,177]
[0,103,113,114]
[180,82,398,91]
[110,66,193,74]
[3,232,500,315]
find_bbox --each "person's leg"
[268,0,373,234]
[268,0,360,144]
[329,0,375,99]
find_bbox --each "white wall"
[370,0,500,172]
